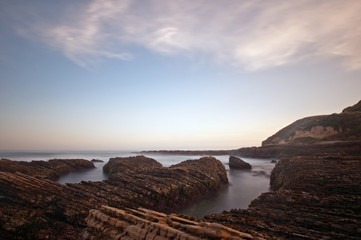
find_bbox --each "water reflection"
[56,161,109,184]
[179,168,270,217]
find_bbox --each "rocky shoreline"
[140,140,361,159]
[1,153,361,239]
[205,155,361,239]
[0,156,228,239]
[2,153,361,239]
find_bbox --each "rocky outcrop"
[0,171,101,239]
[0,158,95,180]
[103,155,162,177]
[97,156,228,212]
[342,99,361,113]
[229,156,252,170]
[84,205,253,239]
[0,157,228,239]
[206,155,361,239]
[270,155,361,193]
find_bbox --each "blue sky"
[0,0,360,150]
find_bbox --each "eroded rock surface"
[84,205,253,240]
[206,155,361,239]
[0,157,228,239]
[103,155,162,177]
[0,158,95,180]
[229,156,252,170]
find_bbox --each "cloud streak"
[16,0,361,70]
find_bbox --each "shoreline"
[139,140,361,158]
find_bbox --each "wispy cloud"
[12,0,361,70]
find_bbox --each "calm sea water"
[0,150,275,217]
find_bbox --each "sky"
[0,0,360,151]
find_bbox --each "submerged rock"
[229,156,252,170]
[0,158,95,180]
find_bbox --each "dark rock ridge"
[0,156,228,239]
[0,158,95,180]
[103,155,162,177]
[206,155,361,239]
[262,100,361,146]
[235,140,361,158]
[229,156,252,170]
[84,205,253,239]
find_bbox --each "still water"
[0,150,275,217]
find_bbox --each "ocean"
[0,150,275,217]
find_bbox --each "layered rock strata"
[84,205,253,239]
[0,156,228,239]
[0,158,95,180]
[103,155,162,177]
[206,155,361,239]
[229,156,252,170]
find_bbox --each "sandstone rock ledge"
[84,205,253,240]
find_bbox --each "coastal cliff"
[262,100,361,146]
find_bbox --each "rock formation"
[206,155,361,239]
[103,155,162,177]
[0,158,95,180]
[84,205,253,239]
[0,156,228,239]
[342,99,361,113]
[229,156,252,170]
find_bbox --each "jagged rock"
[270,155,361,194]
[270,160,277,163]
[0,158,95,180]
[229,156,252,170]
[103,155,162,177]
[206,155,361,239]
[0,157,228,239]
[84,205,253,240]
[98,156,228,212]
[0,171,101,239]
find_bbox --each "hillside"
[262,100,361,146]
